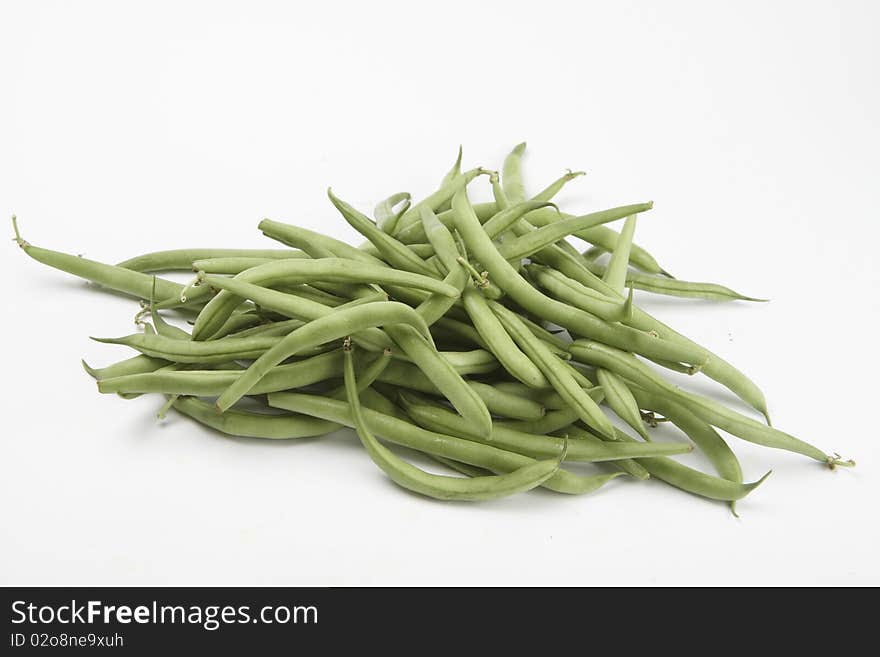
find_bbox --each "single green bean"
[173,396,340,439]
[117,248,307,273]
[343,344,562,501]
[267,392,624,495]
[215,302,433,411]
[329,189,440,277]
[375,192,411,235]
[401,394,691,462]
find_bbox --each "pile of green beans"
[12,143,854,511]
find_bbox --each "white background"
[1,0,878,586]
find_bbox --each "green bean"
[362,241,436,260]
[375,362,545,421]
[498,203,652,261]
[413,207,471,325]
[501,142,528,203]
[401,394,691,462]
[397,199,555,245]
[274,284,350,307]
[392,168,485,237]
[496,408,580,434]
[462,286,548,388]
[524,209,668,276]
[611,429,771,501]
[208,310,268,340]
[562,425,650,480]
[343,343,562,501]
[383,324,493,439]
[93,332,281,365]
[194,274,389,349]
[525,264,630,322]
[436,349,498,374]
[329,189,440,278]
[82,354,169,381]
[489,381,605,410]
[192,258,455,341]
[596,368,650,440]
[192,257,274,275]
[267,392,624,495]
[145,277,192,340]
[12,217,209,307]
[449,191,703,366]
[223,318,306,340]
[215,302,433,411]
[481,201,560,241]
[490,301,615,438]
[431,317,489,350]
[173,396,340,439]
[428,455,493,478]
[259,219,384,265]
[117,248,307,273]
[375,192,411,235]
[531,243,770,419]
[512,313,571,353]
[97,349,345,396]
[581,259,766,302]
[570,339,852,466]
[532,169,586,202]
[603,215,638,293]
[630,386,744,513]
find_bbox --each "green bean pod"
[267,392,624,495]
[173,396,340,439]
[343,345,562,502]
[596,368,651,440]
[400,395,692,462]
[215,302,433,412]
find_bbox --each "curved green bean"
[343,344,562,501]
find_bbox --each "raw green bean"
[392,168,485,237]
[531,243,770,419]
[525,264,629,322]
[562,425,650,480]
[400,394,692,462]
[375,192,411,235]
[173,396,340,439]
[343,343,562,501]
[462,286,548,388]
[610,429,771,501]
[498,203,652,261]
[267,392,624,495]
[490,301,615,437]
[501,142,528,203]
[603,215,638,293]
[375,362,545,421]
[596,368,650,440]
[192,257,275,275]
[215,302,433,411]
[329,189,440,277]
[532,169,586,202]
[12,217,208,307]
[581,259,766,302]
[93,332,281,365]
[449,191,704,366]
[97,350,345,396]
[571,340,852,466]
[192,258,456,341]
[117,248,306,273]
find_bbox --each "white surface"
[1,0,878,586]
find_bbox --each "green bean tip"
[11,214,29,248]
[826,454,855,470]
[81,359,98,379]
